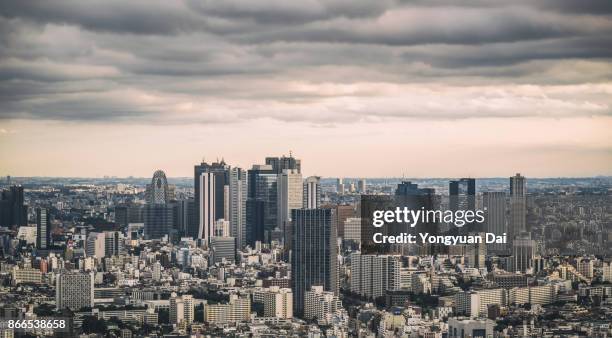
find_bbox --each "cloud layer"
[1,0,611,124]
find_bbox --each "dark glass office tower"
[449,178,477,232]
[36,208,51,249]
[246,165,278,244]
[144,205,174,239]
[0,186,28,228]
[246,200,265,246]
[391,181,438,255]
[114,205,128,227]
[174,199,195,238]
[395,181,435,196]
[265,154,301,174]
[509,173,527,238]
[114,203,143,227]
[449,178,476,212]
[483,191,507,255]
[291,208,337,318]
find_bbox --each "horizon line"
[3,175,612,180]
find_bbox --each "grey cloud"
[186,0,394,25]
[400,35,612,68]
[398,0,612,14]
[536,0,612,15]
[0,0,209,35]
[0,0,611,124]
[230,7,612,46]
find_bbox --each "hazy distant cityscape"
[0,154,611,337]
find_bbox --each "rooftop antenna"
[289,150,293,158]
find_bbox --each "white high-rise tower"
[303,176,321,209]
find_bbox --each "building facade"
[291,208,338,317]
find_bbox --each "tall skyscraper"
[56,271,94,310]
[278,169,303,249]
[228,167,247,248]
[509,173,527,239]
[247,164,278,245]
[144,170,175,239]
[199,171,217,242]
[145,170,172,204]
[303,176,321,209]
[512,232,535,273]
[265,154,301,174]
[449,178,476,212]
[291,208,338,317]
[449,178,477,232]
[483,192,507,255]
[36,208,51,250]
[193,161,229,242]
[174,199,195,237]
[393,181,437,255]
[0,185,28,228]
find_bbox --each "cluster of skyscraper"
[1,184,53,255]
[192,156,337,316]
[140,155,336,314]
[143,155,322,246]
[382,174,531,272]
[444,174,532,272]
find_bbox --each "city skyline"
[3,170,612,180]
[1,2,611,336]
[1,1,611,177]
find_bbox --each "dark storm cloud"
[230,7,610,46]
[0,0,611,123]
[0,0,209,35]
[186,0,393,25]
[537,0,612,15]
[400,35,612,68]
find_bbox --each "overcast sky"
[0,0,611,178]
